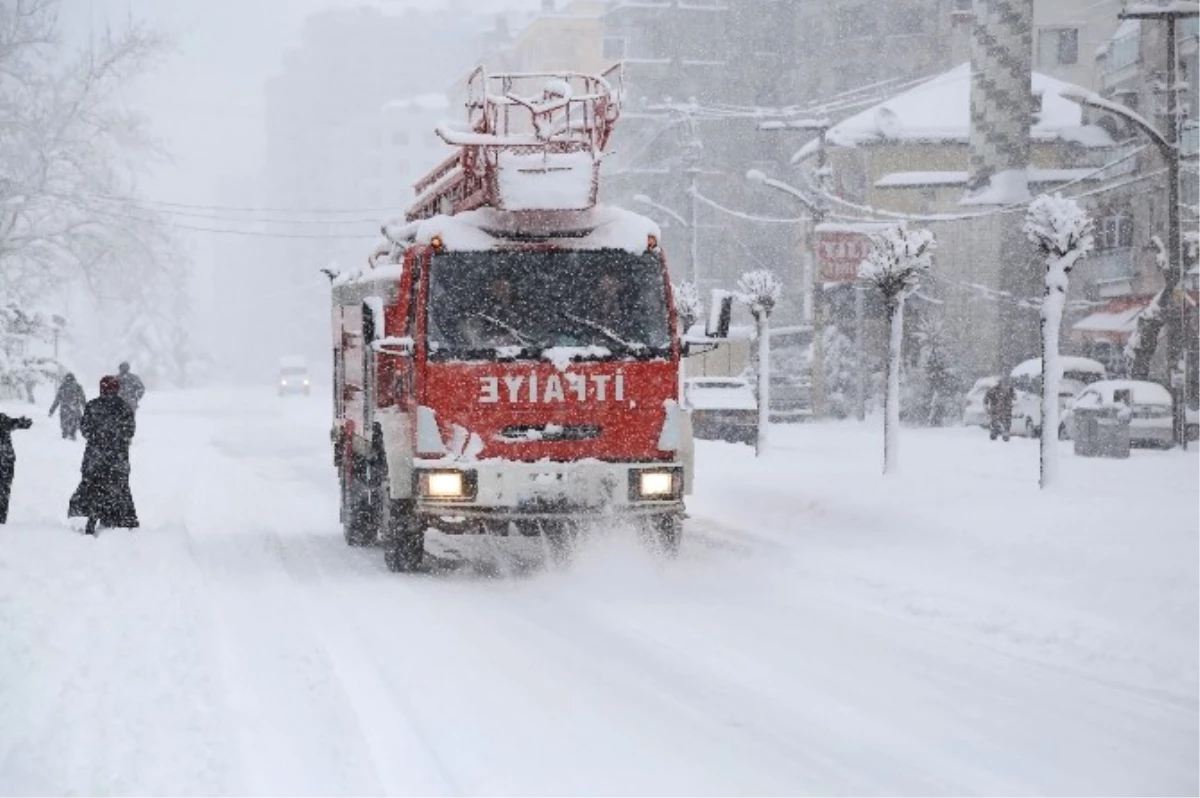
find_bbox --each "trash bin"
[1073,405,1131,459]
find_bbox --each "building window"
[391,130,409,146]
[1097,215,1134,250]
[1038,27,1078,66]
[602,37,626,59]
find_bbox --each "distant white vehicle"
[1010,356,1106,437]
[278,355,311,396]
[1065,379,1173,448]
[962,376,999,428]
[684,377,757,445]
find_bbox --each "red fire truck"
[330,67,694,572]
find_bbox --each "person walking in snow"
[116,361,145,414]
[69,376,139,536]
[0,412,33,524]
[48,372,87,440]
[984,377,1016,442]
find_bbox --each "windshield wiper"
[561,309,648,350]
[554,309,652,355]
[470,312,536,347]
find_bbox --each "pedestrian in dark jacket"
[69,376,139,535]
[984,378,1016,442]
[0,412,32,524]
[48,372,87,440]
[116,362,145,413]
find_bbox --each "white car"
[278,355,311,396]
[684,377,758,445]
[1066,379,1174,448]
[962,376,999,427]
[1009,356,1106,437]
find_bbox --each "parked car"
[684,377,758,445]
[1010,356,1106,437]
[962,376,999,427]
[278,355,311,396]
[1065,379,1174,448]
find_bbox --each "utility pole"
[681,113,704,288]
[748,119,831,418]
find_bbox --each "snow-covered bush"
[736,270,782,455]
[0,304,60,402]
[1025,193,1094,489]
[858,223,936,474]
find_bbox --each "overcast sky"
[58,0,544,206]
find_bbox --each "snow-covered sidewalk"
[0,388,1195,795]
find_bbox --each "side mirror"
[681,338,718,358]
[706,290,733,339]
[372,336,414,357]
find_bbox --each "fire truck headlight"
[420,469,477,500]
[428,471,462,497]
[631,468,681,500]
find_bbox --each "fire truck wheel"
[542,520,577,565]
[342,459,377,548]
[648,513,683,557]
[383,500,424,573]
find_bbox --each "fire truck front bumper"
[411,460,685,522]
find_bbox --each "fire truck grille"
[498,424,601,442]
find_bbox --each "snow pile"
[494,150,597,211]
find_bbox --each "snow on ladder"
[407,65,623,221]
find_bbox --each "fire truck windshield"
[426,249,672,360]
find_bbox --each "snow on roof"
[403,205,658,253]
[874,168,1100,188]
[1072,304,1146,334]
[794,63,1113,161]
[1011,356,1107,379]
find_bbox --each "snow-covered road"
[1,388,1196,795]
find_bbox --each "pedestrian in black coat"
[48,372,87,440]
[0,412,33,524]
[68,376,139,535]
[116,362,145,413]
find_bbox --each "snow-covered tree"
[735,269,781,456]
[0,1,172,306]
[1025,193,1094,489]
[672,280,703,336]
[858,223,936,474]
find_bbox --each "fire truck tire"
[383,500,424,573]
[342,458,377,548]
[542,520,577,565]
[648,513,683,557]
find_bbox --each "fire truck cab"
[330,67,695,572]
